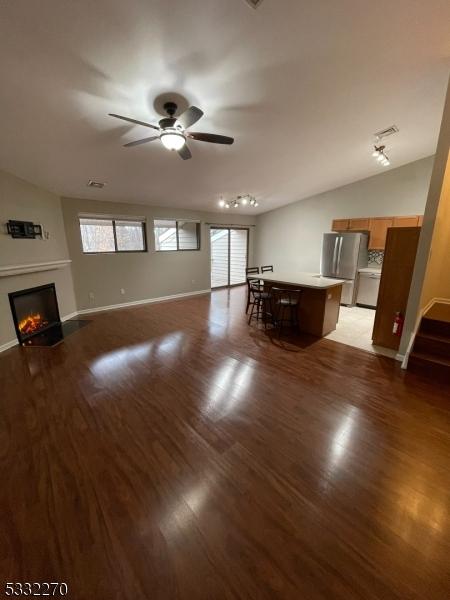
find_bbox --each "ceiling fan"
[109,102,234,160]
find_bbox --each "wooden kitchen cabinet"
[331,219,349,232]
[392,215,420,227]
[330,214,423,248]
[348,218,370,230]
[368,217,393,250]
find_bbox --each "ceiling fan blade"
[177,144,192,160]
[109,113,159,130]
[177,106,204,129]
[123,136,159,147]
[187,132,234,145]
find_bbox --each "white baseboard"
[61,311,78,322]
[432,297,450,306]
[0,339,18,353]
[75,289,211,315]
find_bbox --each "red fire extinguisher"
[393,312,404,336]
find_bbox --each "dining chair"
[261,265,273,273]
[245,267,260,313]
[248,281,272,327]
[271,287,301,337]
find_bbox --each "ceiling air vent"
[374,125,399,140]
[244,0,264,8]
[87,180,106,189]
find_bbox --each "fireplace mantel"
[0,259,72,278]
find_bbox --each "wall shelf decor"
[6,220,43,239]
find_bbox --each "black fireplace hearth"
[8,283,89,347]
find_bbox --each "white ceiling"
[0,0,449,214]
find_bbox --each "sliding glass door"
[210,227,249,288]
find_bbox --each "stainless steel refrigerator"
[320,232,368,305]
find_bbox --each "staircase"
[408,302,450,381]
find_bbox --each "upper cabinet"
[392,215,420,227]
[331,219,350,232]
[330,214,423,250]
[348,218,370,231]
[368,218,394,250]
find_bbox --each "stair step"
[410,351,450,367]
[424,302,450,322]
[421,302,450,337]
[414,331,450,359]
[408,351,450,382]
[420,317,450,337]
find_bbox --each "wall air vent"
[374,125,399,140]
[244,0,264,8]
[87,180,106,189]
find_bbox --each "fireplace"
[9,283,89,348]
[9,283,61,344]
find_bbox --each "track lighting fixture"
[218,194,259,209]
[372,144,390,167]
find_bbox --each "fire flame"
[18,313,48,336]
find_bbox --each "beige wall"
[419,152,450,307]
[0,169,77,347]
[61,197,256,311]
[255,156,434,273]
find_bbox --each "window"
[79,217,147,253]
[154,219,200,251]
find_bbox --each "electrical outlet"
[120,288,125,295]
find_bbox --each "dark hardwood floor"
[1,286,449,600]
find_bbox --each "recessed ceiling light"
[87,180,106,189]
[244,0,264,8]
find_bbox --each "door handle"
[332,238,339,275]
[335,237,343,274]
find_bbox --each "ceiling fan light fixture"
[218,199,225,207]
[160,130,186,151]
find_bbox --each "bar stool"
[248,282,272,327]
[271,287,301,336]
[245,267,260,313]
[261,265,273,273]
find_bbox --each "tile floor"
[325,305,398,359]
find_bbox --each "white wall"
[61,197,256,311]
[400,77,450,357]
[0,169,77,348]
[254,156,434,273]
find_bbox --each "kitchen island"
[254,272,345,337]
